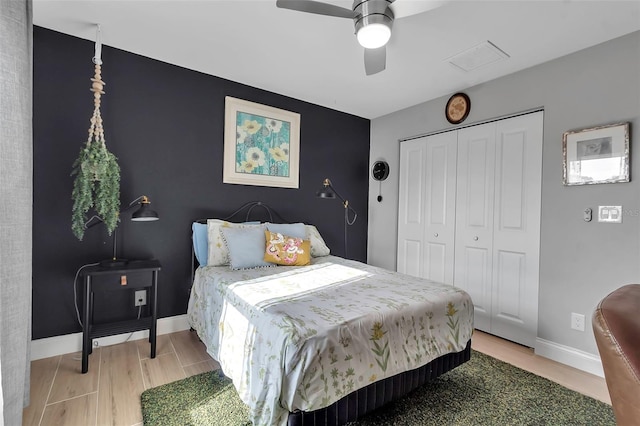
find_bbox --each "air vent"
[445,41,510,72]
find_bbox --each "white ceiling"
[33,0,640,119]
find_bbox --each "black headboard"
[193,201,290,224]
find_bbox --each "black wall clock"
[372,160,389,202]
[372,160,389,181]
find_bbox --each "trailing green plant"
[71,140,120,240]
[71,62,121,240]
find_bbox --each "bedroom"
[1,0,639,424]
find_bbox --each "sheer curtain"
[0,345,4,426]
[0,0,33,424]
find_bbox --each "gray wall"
[368,31,640,356]
[0,0,32,421]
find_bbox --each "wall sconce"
[85,195,159,266]
[316,178,357,258]
[130,196,159,221]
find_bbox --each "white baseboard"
[535,337,604,378]
[31,314,190,361]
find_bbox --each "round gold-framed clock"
[445,92,471,124]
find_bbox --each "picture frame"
[562,122,630,186]
[223,96,300,188]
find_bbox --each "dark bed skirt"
[287,340,472,426]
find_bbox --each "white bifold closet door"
[397,131,457,284]
[397,111,543,347]
[453,121,497,332]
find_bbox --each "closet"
[397,111,543,347]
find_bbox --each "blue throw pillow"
[220,226,273,270]
[193,220,260,267]
[266,222,306,239]
[192,222,208,266]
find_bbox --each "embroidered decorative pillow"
[305,224,330,257]
[264,230,311,266]
[266,222,306,239]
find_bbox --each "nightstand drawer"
[90,270,154,292]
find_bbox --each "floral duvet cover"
[187,256,473,426]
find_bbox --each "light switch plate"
[598,206,622,223]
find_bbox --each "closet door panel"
[497,137,526,230]
[400,240,422,278]
[454,122,496,331]
[427,145,447,224]
[466,139,492,227]
[397,139,426,276]
[398,132,457,282]
[405,152,424,224]
[456,246,491,331]
[425,242,447,283]
[423,131,457,284]
[491,112,543,347]
[494,250,526,321]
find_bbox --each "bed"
[187,202,474,426]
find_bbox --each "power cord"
[73,305,142,360]
[117,305,143,345]
[73,262,100,328]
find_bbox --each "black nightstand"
[79,259,161,373]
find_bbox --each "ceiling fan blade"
[364,46,386,76]
[389,0,448,19]
[276,0,355,19]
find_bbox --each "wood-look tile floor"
[23,330,219,426]
[23,329,610,426]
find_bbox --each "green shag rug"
[140,351,614,425]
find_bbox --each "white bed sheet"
[187,255,473,426]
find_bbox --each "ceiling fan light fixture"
[357,22,391,49]
[353,0,394,49]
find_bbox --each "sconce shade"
[316,187,335,199]
[316,178,336,199]
[131,197,159,222]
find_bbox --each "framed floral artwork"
[223,96,300,188]
[562,122,630,185]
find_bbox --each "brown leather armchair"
[592,284,640,425]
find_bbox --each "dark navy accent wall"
[33,27,370,339]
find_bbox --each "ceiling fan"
[276,0,446,75]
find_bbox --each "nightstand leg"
[82,275,91,373]
[150,270,158,358]
[88,291,94,355]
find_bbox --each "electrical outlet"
[134,290,147,307]
[571,312,585,331]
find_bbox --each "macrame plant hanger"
[71,24,121,241]
[88,25,105,162]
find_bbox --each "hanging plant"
[71,57,121,240]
